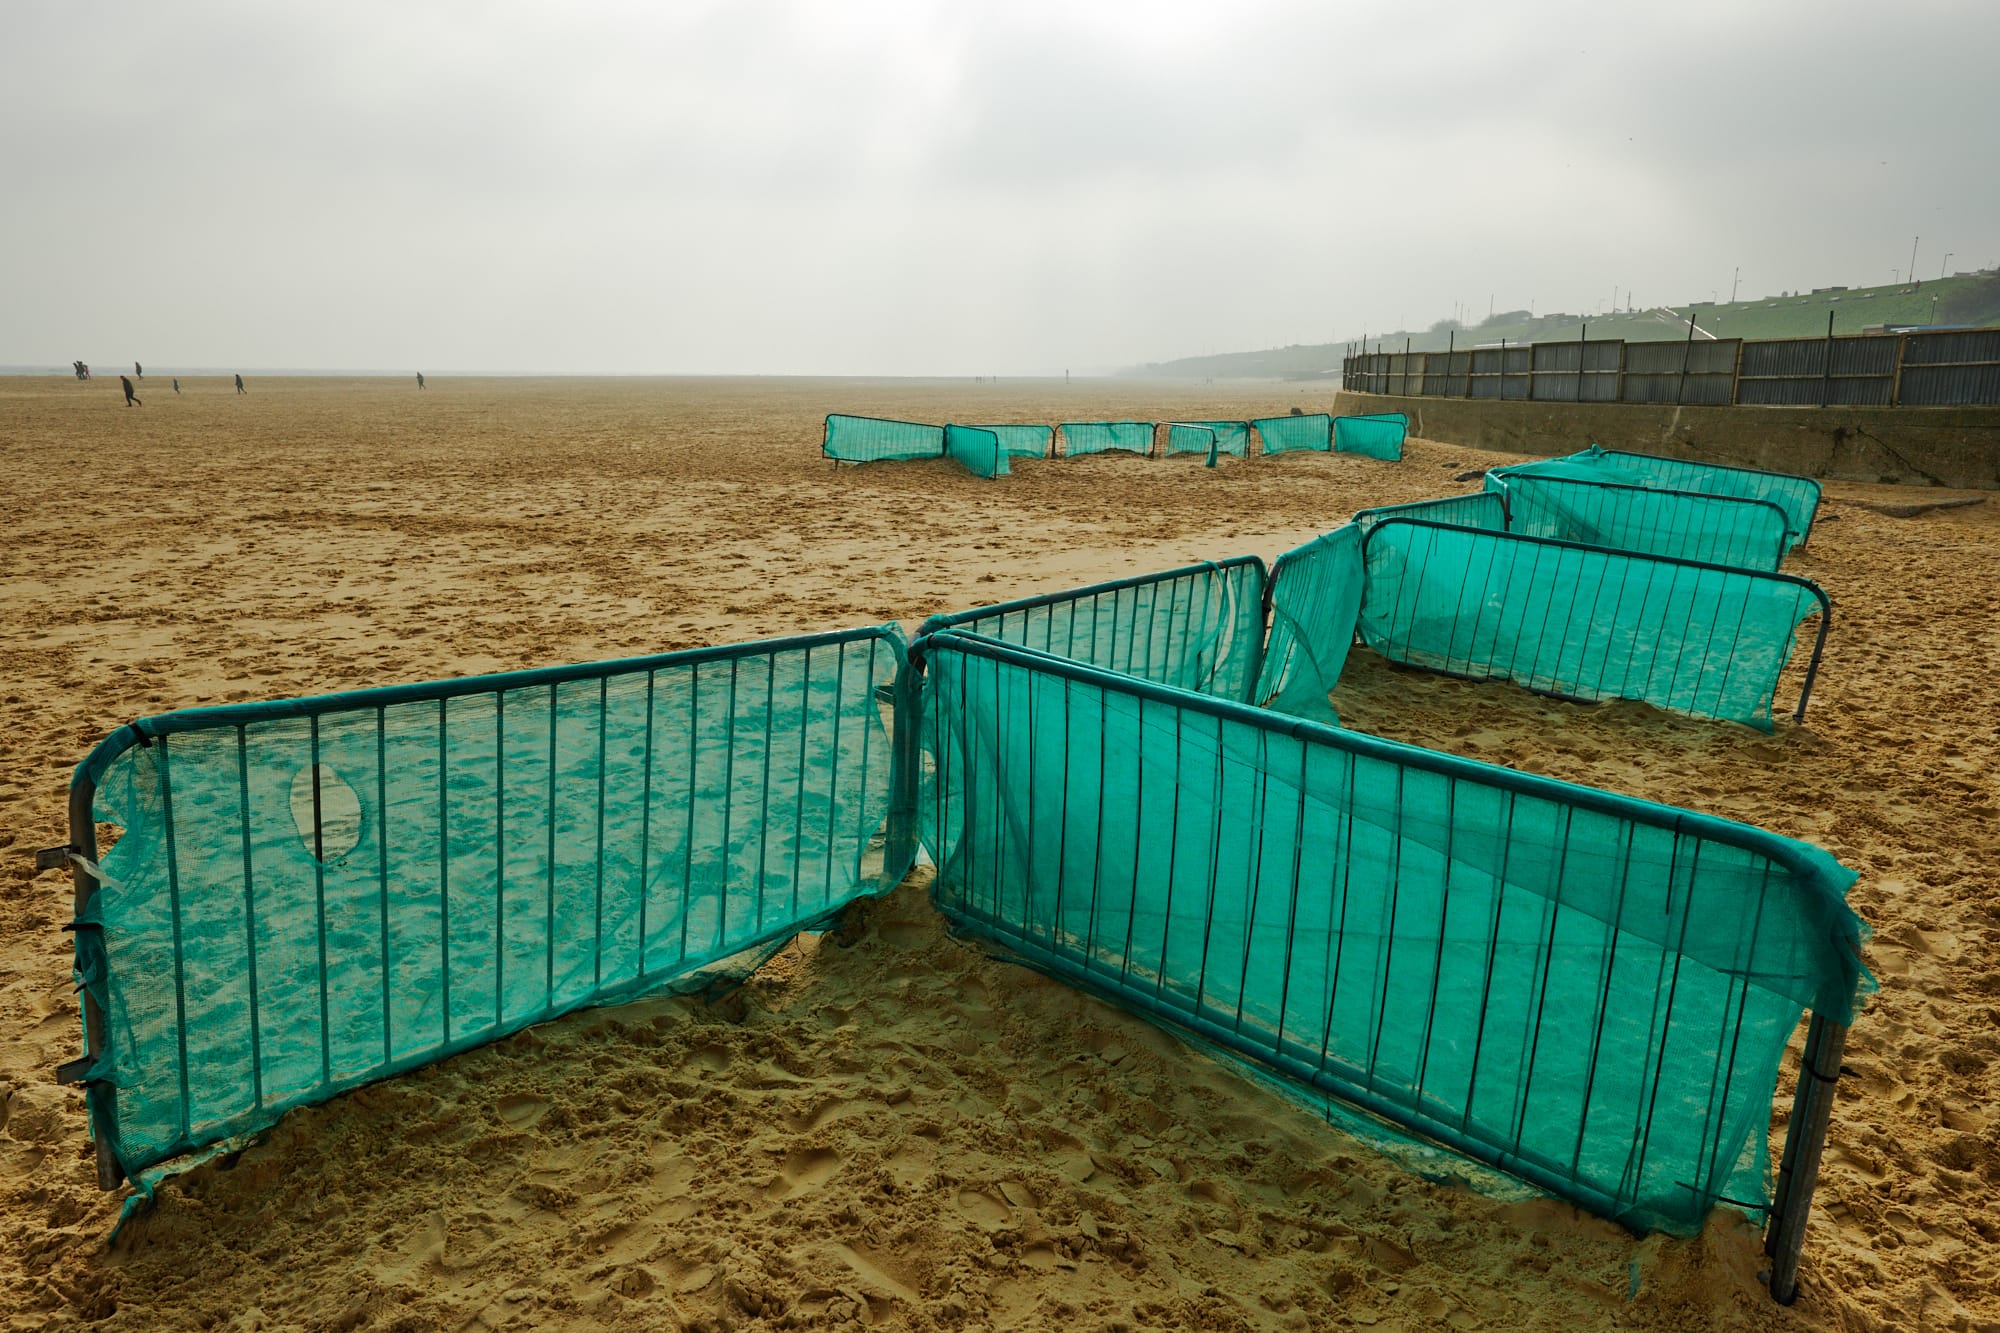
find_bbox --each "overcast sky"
[6,1,1997,375]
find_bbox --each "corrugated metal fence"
[1344,328,2000,407]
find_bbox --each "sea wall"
[1332,392,2000,489]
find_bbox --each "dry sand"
[0,374,1995,1331]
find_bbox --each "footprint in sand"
[496,1094,550,1129]
[767,1145,842,1199]
[954,1187,1014,1231]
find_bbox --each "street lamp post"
[1942,253,1954,279]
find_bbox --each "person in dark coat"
[120,375,141,407]
[235,373,246,394]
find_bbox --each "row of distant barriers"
[50,446,1863,1303]
[1343,327,2000,407]
[822,411,1409,477]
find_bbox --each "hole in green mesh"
[289,764,362,864]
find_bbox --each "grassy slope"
[1135,272,2000,378]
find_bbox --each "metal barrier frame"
[1358,519,1832,724]
[57,625,915,1189]
[1588,449,1825,548]
[917,556,1270,704]
[911,628,1850,1299]
[1486,474,1795,573]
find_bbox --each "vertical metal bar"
[754,653,777,932]
[790,648,811,912]
[1820,311,1835,408]
[1766,1016,1847,1305]
[375,710,391,1065]
[545,684,559,1008]
[593,676,608,989]
[437,698,452,1042]
[150,736,196,1145]
[717,658,741,952]
[67,769,127,1188]
[309,719,332,1085]
[492,694,506,1029]
[237,727,266,1108]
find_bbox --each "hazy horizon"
[7,1,1997,377]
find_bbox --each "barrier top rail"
[915,556,1270,638]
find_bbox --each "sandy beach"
[1,374,1995,1331]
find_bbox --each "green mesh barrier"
[917,557,1268,704]
[1163,422,1252,465]
[1502,446,1822,550]
[944,425,1010,479]
[1060,421,1155,458]
[1487,473,1790,572]
[1254,526,1364,723]
[918,630,1870,1235]
[1359,520,1830,730]
[1164,424,1218,458]
[822,414,944,464]
[1334,413,1407,460]
[69,626,913,1181]
[969,424,1055,458]
[1253,413,1332,454]
[1354,492,1507,535]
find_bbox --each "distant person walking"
[135,361,143,379]
[120,375,141,407]
[173,377,181,394]
[72,360,87,381]
[416,371,425,389]
[235,373,246,394]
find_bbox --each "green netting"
[1168,420,1251,457]
[71,626,912,1180]
[919,630,1869,1235]
[944,424,1010,479]
[969,424,1055,458]
[1354,492,1507,535]
[1500,446,1822,550]
[822,414,944,463]
[1253,413,1332,454]
[1060,421,1155,458]
[1487,473,1790,572]
[1359,520,1829,730]
[1334,413,1408,460]
[1254,525,1363,724]
[917,557,1268,704]
[1164,424,1218,459]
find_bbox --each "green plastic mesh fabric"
[1169,421,1251,457]
[1334,413,1407,460]
[970,425,1055,458]
[1359,520,1829,730]
[71,627,911,1179]
[822,414,944,463]
[1354,492,1507,535]
[944,425,1009,479]
[1164,425,1219,458]
[1060,421,1155,458]
[1253,413,1332,454]
[1501,447,1822,550]
[1487,473,1790,572]
[917,558,1267,704]
[919,630,1870,1235]
[1254,526,1364,723]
